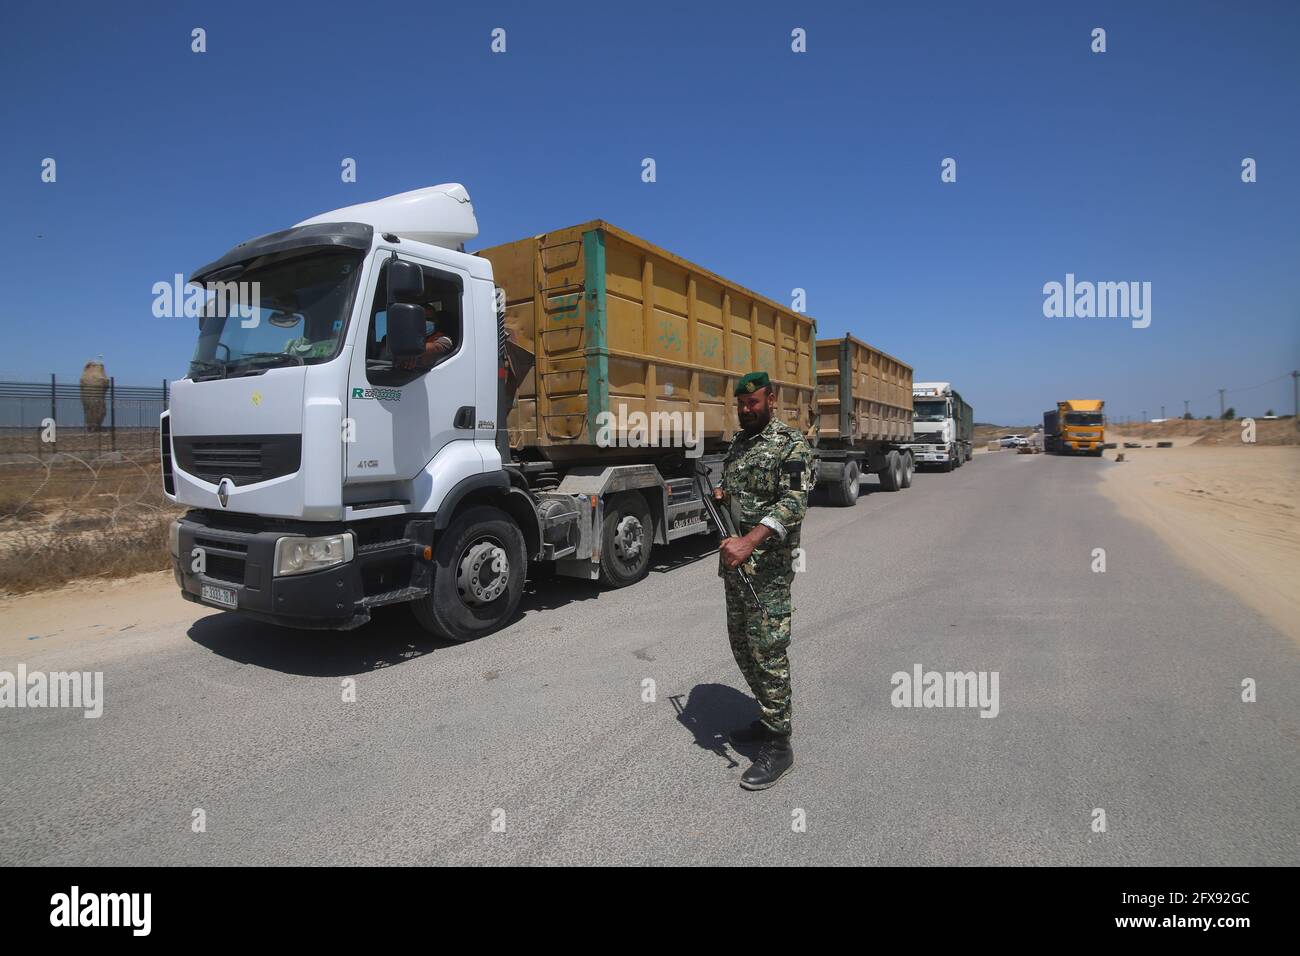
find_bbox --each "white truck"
[904,382,973,471]
[160,185,814,643]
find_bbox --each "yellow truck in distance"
[1043,399,1105,456]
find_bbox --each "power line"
[1191,371,1293,407]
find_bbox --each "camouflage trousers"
[723,569,793,736]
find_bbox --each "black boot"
[729,720,781,744]
[740,736,794,790]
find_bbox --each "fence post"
[110,376,117,452]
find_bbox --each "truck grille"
[202,553,246,585]
[193,536,250,586]
[172,434,302,486]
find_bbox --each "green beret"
[734,371,771,396]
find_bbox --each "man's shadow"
[668,683,763,770]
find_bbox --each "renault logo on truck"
[217,478,232,508]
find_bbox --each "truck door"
[345,252,477,483]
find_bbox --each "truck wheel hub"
[458,541,509,605]
[613,516,643,563]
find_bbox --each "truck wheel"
[599,492,653,588]
[410,506,526,642]
[900,452,913,488]
[825,460,859,506]
[953,444,963,468]
[879,451,901,491]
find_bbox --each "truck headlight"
[274,533,354,577]
[169,519,181,558]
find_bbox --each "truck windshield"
[1065,413,1103,426]
[189,250,365,380]
[913,400,948,423]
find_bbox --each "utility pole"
[1160,405,1166,420]
[1292,370,1298,421]
[1219,389,1226,419]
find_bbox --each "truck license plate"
[200,584,238,609]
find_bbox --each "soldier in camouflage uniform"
[715,371,815,790]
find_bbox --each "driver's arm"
[398,333,453,370]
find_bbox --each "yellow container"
[815,335,914,444]
[477,221,817,459]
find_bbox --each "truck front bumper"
[172,512,372,630]
[908,445,950,463]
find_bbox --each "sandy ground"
[0,570,212,658]
[1099,435,1300,644]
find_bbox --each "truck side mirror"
[387,260,424,304]
[387,302,426,358]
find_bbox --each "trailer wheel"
[900,452,913,488]
[879,451,901,491]
[410,506,526,642]
[599,492,653,588]
[825,460,859,506]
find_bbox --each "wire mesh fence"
[0,378,169,458]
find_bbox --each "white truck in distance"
[905,382,973,471]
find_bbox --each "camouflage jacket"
[718,418,815,575]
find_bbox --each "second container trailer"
[813,335,915,505]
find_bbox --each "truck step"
[360,586,428,608]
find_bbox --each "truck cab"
[162,185,542,639]
[907,382,973,471]
[1044,399,1105,455]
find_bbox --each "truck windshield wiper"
[229,352,305,375]
[189,359,228,380]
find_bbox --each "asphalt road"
[2,452,1297,865]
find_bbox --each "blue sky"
[2,0,1297,423]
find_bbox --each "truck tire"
[410,506,527,642]
[900,452,913,488]
[825,460,859,507]
[599,492,653,588]
[953,444,963,468]
[879,451,902,491]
